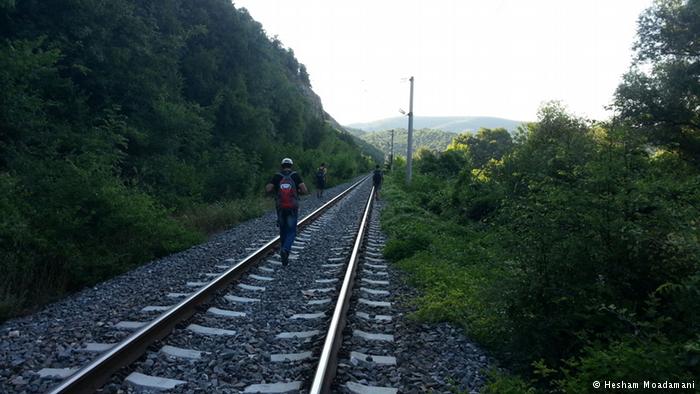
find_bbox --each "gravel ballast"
[333,201,489,394]
[0,178,365,393]
[1,177,491,393]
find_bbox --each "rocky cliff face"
[297,82,346,132]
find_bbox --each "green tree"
[299,63,311,87]
[448,127,514,168]
[614,0,700,165]
[388,103,700,389]
[0,0,371,320]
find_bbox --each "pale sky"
[234,0,653,124]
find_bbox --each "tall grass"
[178,197,273,236]
[0,196,273,322]
[380,171,508,348]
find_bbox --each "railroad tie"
[290,312,325,320]
[113,321,148,330]
[36,368,79,380]
[186,324,236,336]
[249,274,274,281]
[314,278,338,284]
[353,329,394,342]
[358,298,392,308]
[362,269,388,276]
[166,292,191,299]
[344,381,398,394]
[224,294,260,303]
[243,382,302,393]
[350,351,397,366]
[361,278,390,286]
[307,298,331,305]
[275,330,320,339]
[75,342,115,353]
[238,283,266,292]
[141,305,171,313]
[159,345,207,360]
[301,287,334,295]
[270,351,312,362]
[355,311,393,322]
[360,287,390,296]
[207,307,245,318]
[125,372,187,391]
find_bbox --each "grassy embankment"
[380,163,698,392]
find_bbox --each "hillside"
[0,0,371,319]
[360,128,456,157]
[348,116,524,133]
[345,126,368,137]
[349,134,385,163]
[322,120,383,163]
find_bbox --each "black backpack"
[373,170,382,184]
[316,168,325,182]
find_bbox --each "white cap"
[281,157,293,165]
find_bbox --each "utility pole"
[389,129,394,170]
[406,76,414,184]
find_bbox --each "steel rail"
[47,176,369,394]
[308,185,376,394]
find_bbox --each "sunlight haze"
[234,0,654,124]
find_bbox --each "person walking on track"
[315,162,327,199]
[372,164,383,200]
[266,158,308,265]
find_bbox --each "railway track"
[315,197,397,394]
[39,176,398,393]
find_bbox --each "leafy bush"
[380,171,510,348]
[0,0,372,320]
[483,370,535,394]
[381,103,699,390]
[557,337,695,393]
[0,159,201,320]
[379,1,700,388]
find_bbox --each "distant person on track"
[315,162,327,199]
[372,165,383,200]
[266,158,308,265]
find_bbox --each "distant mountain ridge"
[347,116,524,133]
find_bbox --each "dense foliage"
[614,0,700,166]
[0,0,371,320]
[360,128,456,158]
[381,1,699,391]
[348,132,385,163]
[384,106,699,392]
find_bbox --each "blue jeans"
[278,209,298,253]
